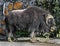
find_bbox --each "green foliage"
[35,0,60,38]
[15,29,30,38]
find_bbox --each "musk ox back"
[5,6,56,42]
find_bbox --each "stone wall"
[0,1,7,40]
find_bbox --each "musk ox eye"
[48,18,53,24]
[48,18,56,27]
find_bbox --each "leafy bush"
[35,0,60,38]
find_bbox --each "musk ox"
[5,6,56,42]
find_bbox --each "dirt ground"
[0,42,60,46]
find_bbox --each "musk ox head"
[37,12,56,36]
[44,13,56,32]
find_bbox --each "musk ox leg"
[29,28,36,42]
[29,21,40,42]
[8,25,13,42]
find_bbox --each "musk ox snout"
[50,26,57,32]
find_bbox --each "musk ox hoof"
[30,38,37,43]
[8,37,13,42]
[13,38,18,42]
